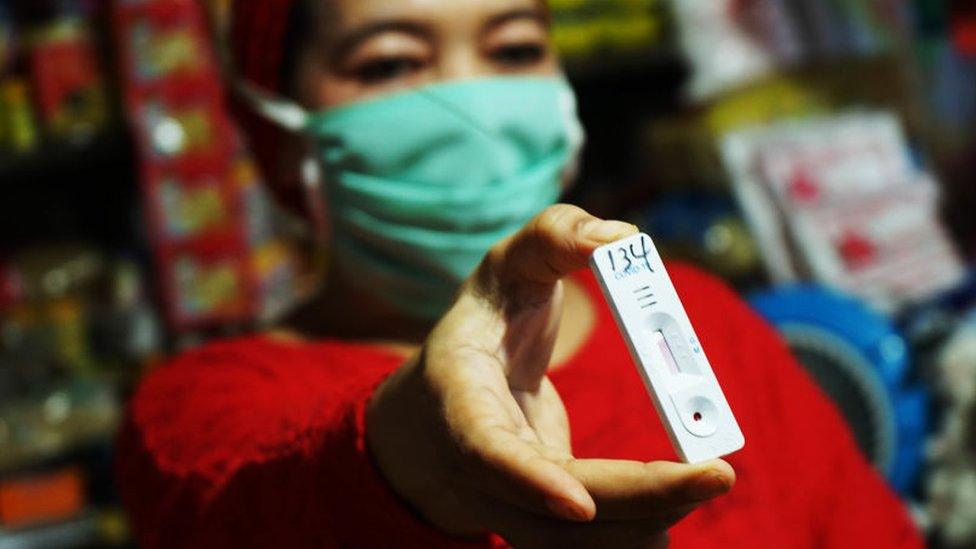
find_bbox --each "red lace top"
[116,264,923,548]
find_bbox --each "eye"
[491,43,547,67]
[355,57,424,84]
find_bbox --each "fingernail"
[546,496,590,522]
[584,220,637,243]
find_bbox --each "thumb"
[461,205,636,390]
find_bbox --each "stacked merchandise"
[112,0,301,333]
[0,1,110,156]
[716,110,968,524]
[672,0,915,100]
[926,309,976,547]
[721,112,966,312]
[908,2,976,527]
[672,0,804,100]
[0,2,38,155]
[650,4,976,540]
[0,248,156,547]
[0,3,141,546]
[24,10,109,145]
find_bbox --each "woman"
[117,0,923,547]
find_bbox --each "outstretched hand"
[367,204,735,547]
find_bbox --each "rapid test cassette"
[590,232,744,463]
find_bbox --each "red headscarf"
[229,0,304,212]
[230,1,295,93]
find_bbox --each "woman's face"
[293,0,558,109]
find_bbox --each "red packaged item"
[155,237,255,329]
[0,468,86,529]
[114,0,302,332]
[28,21,108,141]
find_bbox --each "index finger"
[564,458,736,521]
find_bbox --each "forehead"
[327,0,543,27]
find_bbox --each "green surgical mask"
[240,76,584,319]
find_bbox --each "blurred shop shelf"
[0,515,98,549]
[0,130,131,182]
[564,48,683,81]
[0,400,121,476]
[0,430,118,478]
[0,128,138,250]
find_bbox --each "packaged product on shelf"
[721,112,967,311]
[0,467,86,530]
[159,174,232,240]
[27,18,109,143]
[115,0,308,333]
[0,246,103,379]
[926,312,976,547]
[139,92,228,162]
[251,238,300,323]
[90,259,162,364]
[160,244,253,328]
[0,78,39,152]
[126,15,209,84]
[672,0,803,100]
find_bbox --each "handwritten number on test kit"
[608,235,654,274]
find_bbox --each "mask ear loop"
[300,151,333,287]
[233,79,310,131]
[555,75,586,192]
[234,79,333,290]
